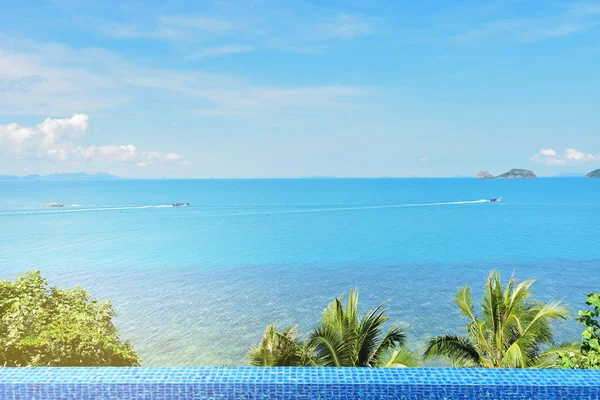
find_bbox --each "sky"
[0,0,599,178]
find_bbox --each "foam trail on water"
[0,200,490,216]
[214,199,490,217]
[0,204,175,215]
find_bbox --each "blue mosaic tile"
[0,367,599,399]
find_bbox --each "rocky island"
[477,171,494,179]
[476,169,537,179]
[586,169,600,178]
[495,169,537,179]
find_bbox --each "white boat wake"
[212,199,490,217]
[0,199,491,216]
[0,204,176,215]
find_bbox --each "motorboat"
[489,198,502,203]
[43,203,64,207]
[172,202,191,207]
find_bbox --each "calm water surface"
[1,178,599,365]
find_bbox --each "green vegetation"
[495,168,537,179]
[559,293,600,369]
[0,271,139,366]
[585,169,600,178]
[423,270,573,368]
[250,288,418,367]
[1,270,592,369]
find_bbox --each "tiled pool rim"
[1,367,599,399]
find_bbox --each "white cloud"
[564,148,595,161]
[0,42,128,115]
[533,147,598,165]
[452,1,600,44]
[545,157,567,166]
[195,45,254,58]
[159,16,235,33]
[94,3,378,55]
[0,75,47,92]
[1,35,367,118]
[102,16,236,40]
[319,14,376,39]
[0,114,187,167]
[539,148,557,156]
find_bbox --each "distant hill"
[0,172,122,181]
[495,169,537,179]
[477,171,494,179]
[586,169,600,178]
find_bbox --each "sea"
[0,178,598,365]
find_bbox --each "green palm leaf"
[424,270,567,368]
[377,346,419,367]
[423,335,481,367]
[251,288,416,367]
[308,324,354,366]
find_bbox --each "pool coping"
[1,367,600,386]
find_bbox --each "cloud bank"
[0,114,187,167]
[532,148,598,166]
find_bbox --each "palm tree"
[306,289,418,367]
[249,289,418,367]
[423,270,573,368]
[249,324,314,366]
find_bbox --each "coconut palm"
[423,270,573,368]
[306,289,418,367]
[249,289,418,367]
[249,324,314,366]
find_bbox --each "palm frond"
[520,301,570,339]
[356,304,388,366]
[529,342,580,368]
[370,324,407,366]
[506,279,535,313]
[455,285,477,323]
[377,346,420,368]
[249,324,305,366]
[423,335,481,367]
[308,324,354,367]
[502,340,526,368]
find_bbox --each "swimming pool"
[1,367,599,399]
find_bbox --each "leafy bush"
[559,293,600,369]
[0,271,140,366]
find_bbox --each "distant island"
[496,169,537,179]
[477,171,494,179]
[477,169,537,179]
[0,172,122,181]
[586,169,600,178]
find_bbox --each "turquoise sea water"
[1,178,599,365]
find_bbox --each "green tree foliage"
[558,293,600,369]
[250,289,418,367]
[423,270,573,368]
[249,324,312,366]
[0,271,140,366]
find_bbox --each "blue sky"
[0,0,599,178]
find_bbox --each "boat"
[172,202,191,207]
[489,198,502,203]
[43,203,64,207]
